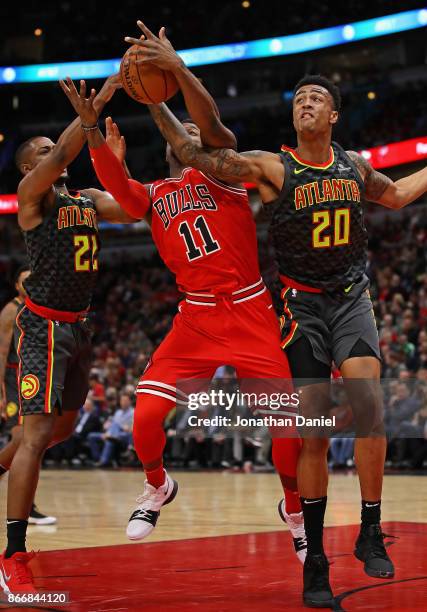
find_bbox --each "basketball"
[120,44,179,104]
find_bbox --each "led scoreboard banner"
[0,9,426,84]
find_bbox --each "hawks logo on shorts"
[21,374,40,400]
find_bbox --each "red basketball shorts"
[137,279,292,405]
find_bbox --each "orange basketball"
[120,44,179,104]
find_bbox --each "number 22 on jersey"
[74,235,99,271]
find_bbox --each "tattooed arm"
[347,151,427,209]
[148,103,280,187]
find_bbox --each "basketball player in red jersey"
[147,77,427,607]
[63,25,306,563]
[0,75,139,595]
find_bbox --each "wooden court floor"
[0,470,426,551]
[0,470,426,611]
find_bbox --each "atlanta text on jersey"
[294,178,361,210]
[57,205,98,230]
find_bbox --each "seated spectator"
[105,387,119,414]
[69,398,102,462]
[87,372,106,413]
[47,398,102,465]
[87,393,134,467]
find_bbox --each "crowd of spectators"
[368,207,427,469]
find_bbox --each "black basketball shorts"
[14,306,92,416]
[279,275,380,371]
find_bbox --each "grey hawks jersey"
[23,189,99,312]
[268,142,368,290]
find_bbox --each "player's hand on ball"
[124,21,183,72]
[97,73,123,104]
[60,77,98,126]
[105,117,126,164]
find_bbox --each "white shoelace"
[133,508,153,520]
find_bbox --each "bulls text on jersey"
[152,183,218,229]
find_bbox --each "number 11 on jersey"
[178,216,221,261]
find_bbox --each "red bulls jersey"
[150,168,260,293]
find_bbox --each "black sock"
[301,496,327,556]
[5,519,28,558]
[361,500,381,527]
[0,464,7,475]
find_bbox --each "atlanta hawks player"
[63,66,306,562]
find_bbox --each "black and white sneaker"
[126,471,178,541]
[354,523,395,578]
[28,503,57,525]
[303,553,335,608]
[278,499,307,564]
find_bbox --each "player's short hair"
[14,264,30,284]
[14,136,40,170]
[293,75,341,112]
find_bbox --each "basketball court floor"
[0,470,426,611]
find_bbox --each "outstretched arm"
[148,102,277,184]
[88,131,150,222]
[62,78,150,221]
[347,151,427,209]
[83,188,140,224]
[125,21,236,150]
[17,75,122,229]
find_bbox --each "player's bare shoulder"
[80,187,101,201]
[346,151,369,180]
[252,150,285,203]
[346,150,393,202]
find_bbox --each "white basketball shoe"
[278,499,307,564]
[126,471,178,541]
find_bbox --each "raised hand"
[60,77,98,126]
[96,73,123,106]
[124,21,183,72]
[105,116,126,164]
